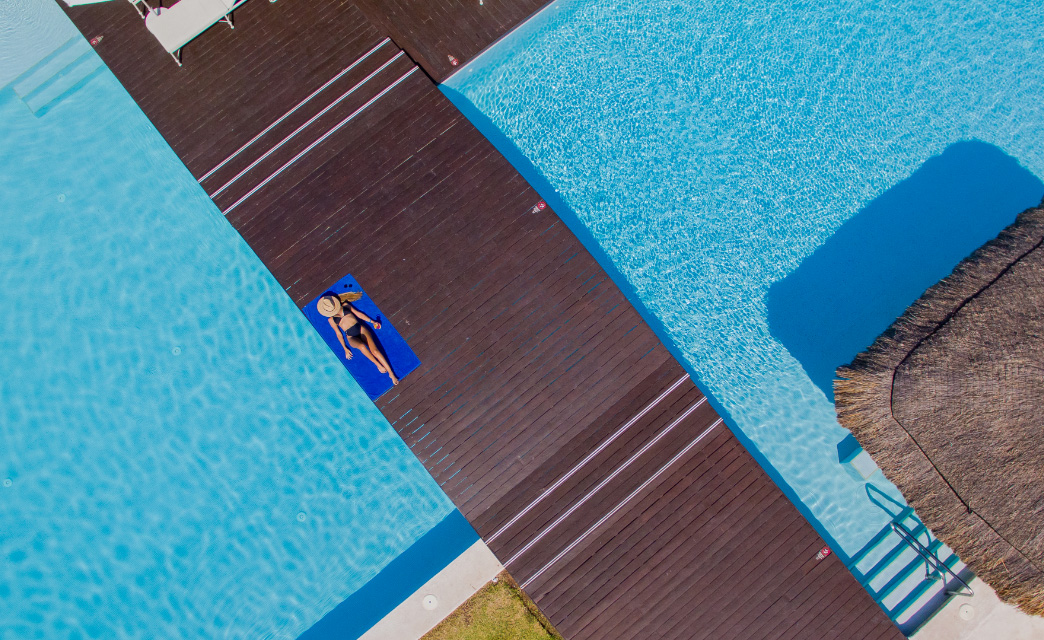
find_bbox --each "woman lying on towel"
[317,293,399,386]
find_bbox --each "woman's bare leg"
[360,327,399,385]
[347,336,386,373]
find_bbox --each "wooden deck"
[354,0,552,81]
[62,2,905,638]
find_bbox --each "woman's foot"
[374,363,387,374]
[389,371,399,385]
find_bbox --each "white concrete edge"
[358,540,504,640]
[913,578,1044,640]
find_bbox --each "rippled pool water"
[445,0,1044,555]
[0,4,452,638]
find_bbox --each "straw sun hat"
[316,295,342,317]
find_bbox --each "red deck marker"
[815,546,831,561]
[90,35,104,46]
[447,54,459,66]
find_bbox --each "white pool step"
[11,36,103,116]
[851,508,973,634]
[12,37,84,95]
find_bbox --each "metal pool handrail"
[891,521,975,597]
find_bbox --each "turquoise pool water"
[444,0,1044,558]
[0,2,453,638]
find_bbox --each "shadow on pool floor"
[767,140,1044,402]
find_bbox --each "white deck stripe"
[521,418,723,589]
[488,374,690,544]
[222,67,418,216]
[504,397,708,568]
[199,38,391,183]
[212,51,405,199]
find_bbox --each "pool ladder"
[851,507,974,635]
[890,520,974,597]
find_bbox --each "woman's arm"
[328,317,353,358]
[349,305,381,329]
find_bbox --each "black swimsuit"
[338,315,362,339]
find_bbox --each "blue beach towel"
[303,275,420,401]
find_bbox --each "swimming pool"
[0,2,458,638]
[445,0,1044,565]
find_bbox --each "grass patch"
[421,572,563,640]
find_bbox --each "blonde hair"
[337,291,363,303]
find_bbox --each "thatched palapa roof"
[835,199,1044,615]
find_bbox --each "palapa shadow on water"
[767,140,1044,402]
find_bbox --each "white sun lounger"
[144,0,248,66]
[61,0,116,6]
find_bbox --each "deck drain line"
[521,417,724,589]
[222,67,418,215]
[200,37,392,183]
[505,396,709,569]
[489,374,690,544]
